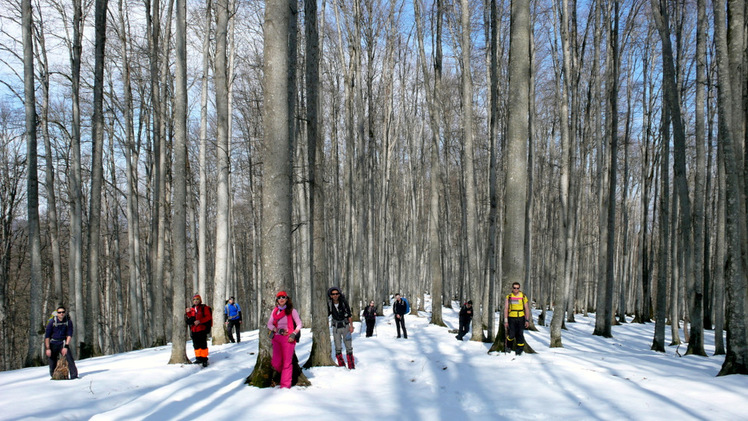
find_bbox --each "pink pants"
[271,333,296,388]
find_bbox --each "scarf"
[272,306,294,333]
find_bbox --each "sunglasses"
[277,296,288,299]
[57,311,66,314]
[512,287,520,290]
[330,292,340,296]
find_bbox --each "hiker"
[267,291,302,388]
[456,300,473,340]
[185,294,213,367]
[44,305,78,379]
[504,282,531,355]
[327,286,355,368]
[393,293,408,339]
[224,296,243,343]
[362,300,377,338]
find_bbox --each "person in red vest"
[185,294,213,367]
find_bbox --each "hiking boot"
[336,353,345,367]
[346,353,355,369]
[202,359,209,367]
[516,347,524,356]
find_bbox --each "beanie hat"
[192,294,202,302]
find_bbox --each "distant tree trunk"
[23,0,43,367]
[246,0,310,387]
[652,107,670,353]
[550,0,575,348]
[303,0,335,367]
[34,21,63,305]
[693,0,708,334]
[118,0,145,349]
[211,0,231,346]
[714,0,748,375]
[168,0,189,365]
[491,0,529,351]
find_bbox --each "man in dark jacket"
[186,294,213,366]
[224,296,242,343]
[393,294,408,339]
[456,300,473,340]
[44,305,78,379]
[328,286,355,369]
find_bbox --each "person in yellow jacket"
[504,282,531,355]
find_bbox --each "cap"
[192,294,202,302]
[276,291,287,298]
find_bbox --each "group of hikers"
[44,282,532,386]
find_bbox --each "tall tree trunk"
[69,0,85,357]
[460,0,482,343]
[650,0,704,355]
[198,0,212,302]
[593,0,618,339]
[491,0,530,351]
[303,0,335,367]
[168,0,189,364]
[714,0,748,375]
[86,0,110,358]
[211,0,231,346]
[23,0,43,367]
[246,0,309,387]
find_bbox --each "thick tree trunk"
[169,0,189,365]
[304,0,335,367]
[211,0,231,346]
[246,0,309,387]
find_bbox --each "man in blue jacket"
[44,305,78,379]
[224,296,242,343]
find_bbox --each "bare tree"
[714,0,748,375]
[246,0,310,387]
[22,0,43,367]
[304,0,335,367]
[168,0,189,364]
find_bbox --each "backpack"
[402,297,411,314]
[204,305,213,329]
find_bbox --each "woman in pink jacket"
[267,290,302,388]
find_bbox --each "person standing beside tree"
[504,282,530,355]
[267,291,302,388]
[393,293,408,339]
[456,300,473,340]
[327,287,355,368]
[44,306,78,379]
[363,300,377,337]
[224,296,242,343]
[186,294,213,366]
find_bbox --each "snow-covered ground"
[1,301,744,421]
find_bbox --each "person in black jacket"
[456,300,473,340]
[392,294,408,339]
[362,301,377,337]
[328,287,355,369]
[44,306,78,379]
